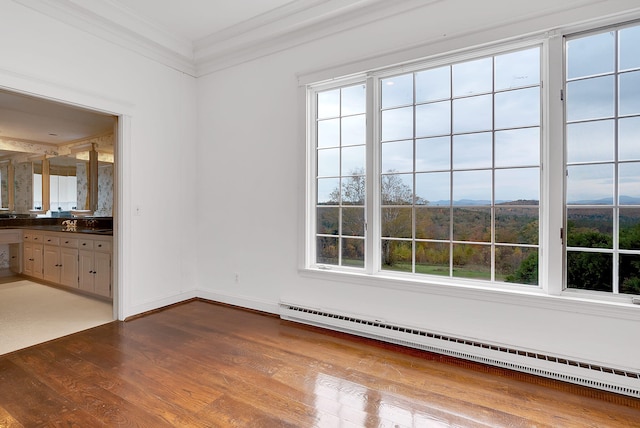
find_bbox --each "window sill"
[299,267,640,322]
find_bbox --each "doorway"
[0,87,120,354]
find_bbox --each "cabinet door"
[78,250,94,293]
[23,242,33,276]
[59,247,79,288]
[93,252,111,298]
[43,245,61,283]
[31,243,43,279]
[10,244,21,273]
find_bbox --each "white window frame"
[302,18,640,306]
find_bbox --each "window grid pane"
[379,47,541,285]
[316,83,366,268]
[565,24,640,294]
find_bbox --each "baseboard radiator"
[279,302,640,398]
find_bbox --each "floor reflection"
[313,372,465,427]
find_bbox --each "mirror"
[25,154,114,217]
[0,88,116,218]
[0,137,114,217]
[48,156,80,215]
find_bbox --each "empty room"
[0,0,639,426]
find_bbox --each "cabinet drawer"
[23,232,44,242]
[94,240,111,252]
[78,239,94,250]
[60,237,79,248]
[44,235,60,246]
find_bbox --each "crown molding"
[12,0,439,78]
[13,0,640,79]
[12,0,196,76]
[194,0,442,76]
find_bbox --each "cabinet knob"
[98,244,102,248]
[65,241,69,244]
[82,243,87,246]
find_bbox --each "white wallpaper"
[0,244,8,269]
[96,163,113,217]
[76,162,88,210]
[14,162,33,214]
[0,163,7,209]
[75,161,113,216]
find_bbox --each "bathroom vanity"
[0,218,113,300]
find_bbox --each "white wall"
[0,2,199,318]
[196,0,640,372]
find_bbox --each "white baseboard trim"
[123,289,199,320]
[197,289,279,315]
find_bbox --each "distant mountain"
[428,199,539,206]
[424,196,640,206]
[568,196,640,205]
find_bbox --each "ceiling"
[108,0,296,41]
[0,90,115,145]
[0,89,115,160]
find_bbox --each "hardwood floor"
[0,300,638,427]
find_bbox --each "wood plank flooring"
[0,300,639,427]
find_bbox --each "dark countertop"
[13,225,113,236]
[0,217,113,236]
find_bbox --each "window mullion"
[543,33,566,296]
[306,86,318,269]
[366,75,379,275]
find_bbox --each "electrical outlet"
[235,273,239,284]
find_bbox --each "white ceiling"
[0,90,115,146]
[0,88,115,162]
[107,0,296,41]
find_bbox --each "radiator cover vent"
[280,303,640,398]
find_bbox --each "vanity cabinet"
[23,230,112,299]
[78,237,112,298]
[43,235,79,287]
[23,231,44,279]
[60,237,80,287]
[9,245,20,273]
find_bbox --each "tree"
[505,251,538,285]
[328,169,418,267]
[619,222,640,294]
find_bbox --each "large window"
[307,20,640,298]
[315,84,367,268]
[379,48,540,283]
[565,24,640,295]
